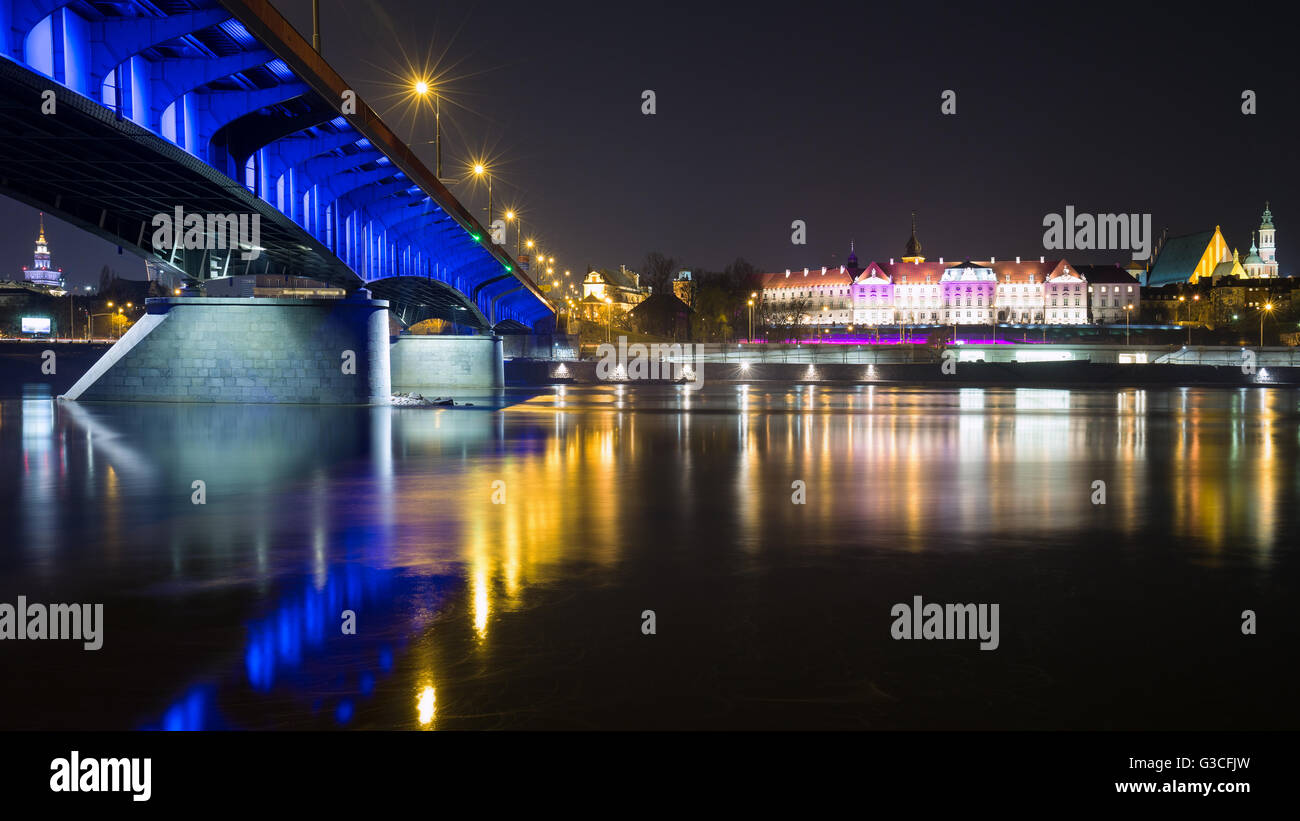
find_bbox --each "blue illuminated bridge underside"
[0,0,552,330]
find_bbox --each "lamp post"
[473,163,491,227]
[1125,303,1133,345]
[411,80,449,182]
[1261,302,1274,347]
[89,311,112,339]
[604,296,613,344]
[747,298,754,343]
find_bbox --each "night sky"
[3,0,1295,289]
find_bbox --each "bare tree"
[783,298,812,341]
[643,251,677,295]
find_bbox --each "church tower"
[901,212,924,263]
[1258,202,1277,276]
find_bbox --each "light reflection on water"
[0,384,1297,730]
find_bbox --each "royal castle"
[759,206,1280,328]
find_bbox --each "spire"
[902,211,924,262]
[37,212,46,244]
[1261,201,1274,229]
[1250,231,1258,253]
[846,239,859,269]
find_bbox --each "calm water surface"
[1,383,1297,730]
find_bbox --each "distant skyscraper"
[21,213,67,292]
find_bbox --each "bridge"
[0,0,552,332]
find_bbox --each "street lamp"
[67,286,92,341]
[504,210,518,255]
[1186,294,1199,345]
[411,79,447,181]
[747,298,754,342]
[472,162,491,227]
[1261,302,1274,347]
[604,296,613,344]
[1125,303,1133,345]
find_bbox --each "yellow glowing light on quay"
[472,568,489,639]
[417,686,436,727]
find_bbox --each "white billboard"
[21,317,52,335]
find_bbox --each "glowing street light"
[410,78,447,181]
[1125,303,1133,345]
[504,210,523,256]
[472,162,492,227]
[1261,302,1274,347]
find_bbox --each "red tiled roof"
[758,259,1087,287]
[756,267,857,289]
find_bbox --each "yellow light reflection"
[472,568,489,639]
[417,685,436,727]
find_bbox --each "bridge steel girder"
[367,276,492,331]
[1,0,553,328]
[144,49,278,134]
[200,82,311,153]
[297,150,384,185]
[332,182,424,276]
[264,128,363,176]
[228,107,342,174]
[221,0,551,317]
[87,9,237,90]
[490,285,526,325]
[387,217,467,271]
[4,0,69,60]
[0,61,359,289]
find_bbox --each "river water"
[1,383,1296,729]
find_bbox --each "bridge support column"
[60,292,391,404]
[390,335,504,391]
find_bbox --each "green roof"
[1147,230,1215,287]
[1210,261,1237,279]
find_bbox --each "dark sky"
[4,0,1296,288]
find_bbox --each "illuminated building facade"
[1148,204,1280,285]
[1244,203,1279,278]
[20,213,66,293]
[580,266,646,319]
[1077,265,1143,324]
[758,254,1130,327]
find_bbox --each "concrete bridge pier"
[390,335,505,392]
[60,291,392,404]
